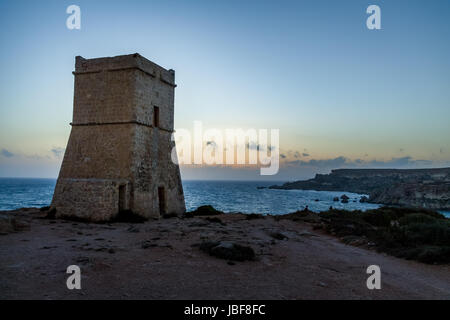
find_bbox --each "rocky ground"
[1,208,449,300]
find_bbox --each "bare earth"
[0,208,449,300]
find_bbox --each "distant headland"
[269,168,450,210]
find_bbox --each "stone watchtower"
[51,53,185,221]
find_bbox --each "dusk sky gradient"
[0,0,449,180]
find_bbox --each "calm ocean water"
[0,178,449,217]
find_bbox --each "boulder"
[199,241,255,261]
[360,196,369,203]
[188,205,223,217]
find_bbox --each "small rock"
[127,226,140,233]
[141,241,153,249]
[269,232,289,240]
[45,208,56,219]
[188,222,209,227]
[245,214,265,220]
[299,231,317,237]
[205,217,225,225]
[162,212,178,219]
[76,256,90,264]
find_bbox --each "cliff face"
[369,182,450,210]
[270,168,450,210]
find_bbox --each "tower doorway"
[158,186,166,215]
[118,185,126,212]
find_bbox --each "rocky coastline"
[269,168,450,210]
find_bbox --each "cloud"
[363,156,433,168]
[205,141,218,151]
[1,149,14,158]
[51,147,65,158]
[0,148,51,160]
[283,155,441,170]
[285,156,347,168]
[246,142,276,152]
[282,150,301,159]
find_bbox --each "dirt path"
[1,209,449,299]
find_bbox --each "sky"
[0,0,449,180]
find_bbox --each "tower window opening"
[153,106,160,128]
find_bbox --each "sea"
[1,178,449,217]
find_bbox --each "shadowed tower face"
[51,53,186,221]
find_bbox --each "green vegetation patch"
[318,207,450,264]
